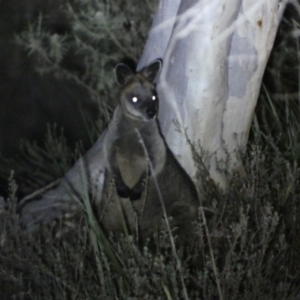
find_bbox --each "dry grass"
[0,1,300,299]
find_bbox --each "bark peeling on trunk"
[139,0,288,188]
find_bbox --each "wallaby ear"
[115,63,134,86]
[140,59,162,83]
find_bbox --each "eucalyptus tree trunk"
[19,0,288,228]
[139,0,288,188]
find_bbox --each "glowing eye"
[152,95,156,101]
[132,96,138,103]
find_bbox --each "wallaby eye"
[132,96,138,103]
[152,95,156,101]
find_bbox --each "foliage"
[0,0,155,197]
[0,0,300,299]
[1,145,300,299]
[252,3,300,160]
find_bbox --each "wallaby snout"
[145,104,157,119]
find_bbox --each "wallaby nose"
[145,106,157,119]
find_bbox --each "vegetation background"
[0,0,300,299]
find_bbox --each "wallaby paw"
[129,184,144,201]
[116,184,130,198]
[129,191,142,201]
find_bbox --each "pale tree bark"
[19,0,288,228]
[139,0,288,188]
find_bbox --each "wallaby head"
[115,59,162,122]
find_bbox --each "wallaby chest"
[114,133,148,188]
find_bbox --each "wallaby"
[18,59,199,243]
[98,59,199,243]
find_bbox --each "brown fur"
[97,60,199,244]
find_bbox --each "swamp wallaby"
[98,59,199,243]
[18,59,199,244]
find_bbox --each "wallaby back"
[18,60,199,244]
